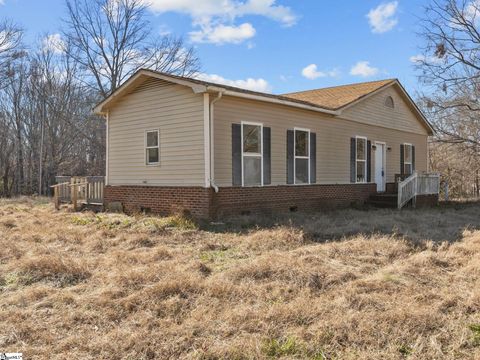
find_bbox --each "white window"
[145,130,159,165]
[356,136,367,183]
[242,122,263,186]
[294,128,310,184]
[404,143,413,175]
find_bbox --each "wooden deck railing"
[398,172,440,209]
[52,176,105,210]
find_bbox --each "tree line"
[0,0,199,197]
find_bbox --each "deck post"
[54,186,60,210]
[86,180,90,205]
[72,184,78,211]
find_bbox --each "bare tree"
[0,20,23,71]
[416,0,480,148]
[62,0,200,98]
[414,0,480,198]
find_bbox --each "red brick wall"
[415,194,439,208]
[212,184,377,217]
[104,186,212,218]
[105,183,377,218]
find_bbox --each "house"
[94,69,437,218]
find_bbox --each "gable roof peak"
[285,78,396,94]
[282,79,397,110]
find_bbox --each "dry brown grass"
[0,197,480,359]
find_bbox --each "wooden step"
[81,203,104,212]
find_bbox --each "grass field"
[1,197,480,359]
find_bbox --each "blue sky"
[0,0,427,95]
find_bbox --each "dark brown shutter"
[310,132,317,184]
[412,145,416,171]
[232,124,242,186]
[367,140,372,183]
[263,127,271,185]
[400,144,405,175]
[287,130,294,184]
[350,138,356,183]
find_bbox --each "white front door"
[374,142,386,192]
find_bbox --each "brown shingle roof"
[282,79,396,110]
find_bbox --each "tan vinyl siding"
[340,86,429,135]
[108,78,205,186]
[214,96,428,187]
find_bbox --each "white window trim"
[294,127,311,185]
[241,121,263,187]
[355,136,367,184]
[145,129,160,166]
[404,143,413,174]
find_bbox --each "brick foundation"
[105,183,377,219]
[415,194,439,208]
[212,184,376,217]
[104,186,212,218]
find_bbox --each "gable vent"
[384,96,395,109]
[128,78,173,95]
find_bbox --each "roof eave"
[93,69,341,117]
[219,89,340,115]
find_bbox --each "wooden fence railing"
[52,176,105,210]
[398,172,440,209]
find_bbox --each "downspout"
[209,90,224,193]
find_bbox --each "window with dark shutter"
[310,132,316,184]
[350,138,356,183]
[367,140,372,183]
[263,127,271,185]
[242,122,263,186]
[232,124,242,186]
[355,136,367,183]
[400,144,405,175]
[412,145,416,171]
[403,143,413,175]
[294,128,310,184]
[233,123,269,186]
[287,130,294,184]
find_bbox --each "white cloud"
[147,0,297,44]
[409,54,443,65]
[196,73,272,92]
[409,54,425,63]
[42,33,65,54]
[190,23,256,44]
[367,1,399,33]
[350,61,379,77]
[301,64,339,80]
[148,0,296,25]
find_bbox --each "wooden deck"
[51,176,105,211]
